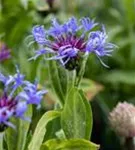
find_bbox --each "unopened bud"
[109,102,135,137]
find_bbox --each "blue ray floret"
[0,68,47,129]
[67,17,80,33]
[81,17,98,32]
[30,17,116,69]
[18,81,47,106]
[32,26,47,45]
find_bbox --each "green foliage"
[48,60,76,106]
[1,0,135,149]
[41,139,99,150]
[101,70,135,85]
[28,111,61,150]
[61,88,92,139]
[0,0,34,47]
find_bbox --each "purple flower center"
[0,94,17,130]
[0,95,16,109]
[50,35,86,70]
[51,35,86,52]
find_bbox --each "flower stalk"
[0,132,4,150]
[75,54,89,87]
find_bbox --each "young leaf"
[28,111,61,150]
[41,139,100,150]
[48,60,75,106]
[6,106,32,150]
[61,88,93,140]
[79,90,93,138]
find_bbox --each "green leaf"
[121,0,135,25]
[48,60,75,106]
[7,14,32,46]
[61,88,92,140]
[101,70,135,85]
[6,105,32,150]
[44,116,61,141]
[41,139,100,150]
[0,132,4,150]
[28,111,61,150]
[79,90,93,138]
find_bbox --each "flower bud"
[109,102,135,137]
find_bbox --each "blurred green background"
[1,0,135,149]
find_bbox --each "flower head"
[0,93,27,129]
[109,102,135,137]
[0,42,11,62]
[30,17,116,70]
[0,68,47,130]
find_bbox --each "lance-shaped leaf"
[28,111,61,150]
[48,60,76,106]
[40,139,100,150]
[61,88,93,140]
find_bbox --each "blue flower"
[18,81,47,107]
[29,49,56,61]
[12,68,25,90]
[67,17,81,33]
[30,17,116,69]
[0,73,14,86]
[15,101,28,119]
[85,27,116,67]
[48,18,63,36]
[0,67,25,96]
[80,17,98,31]
[57,45,79,65]
[0,69,47,129]
[32,26,47,45]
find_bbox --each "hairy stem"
[75,54,89,87]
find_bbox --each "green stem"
[68,70,76,87]
[0,132,4,150]
[75,54,89,87]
